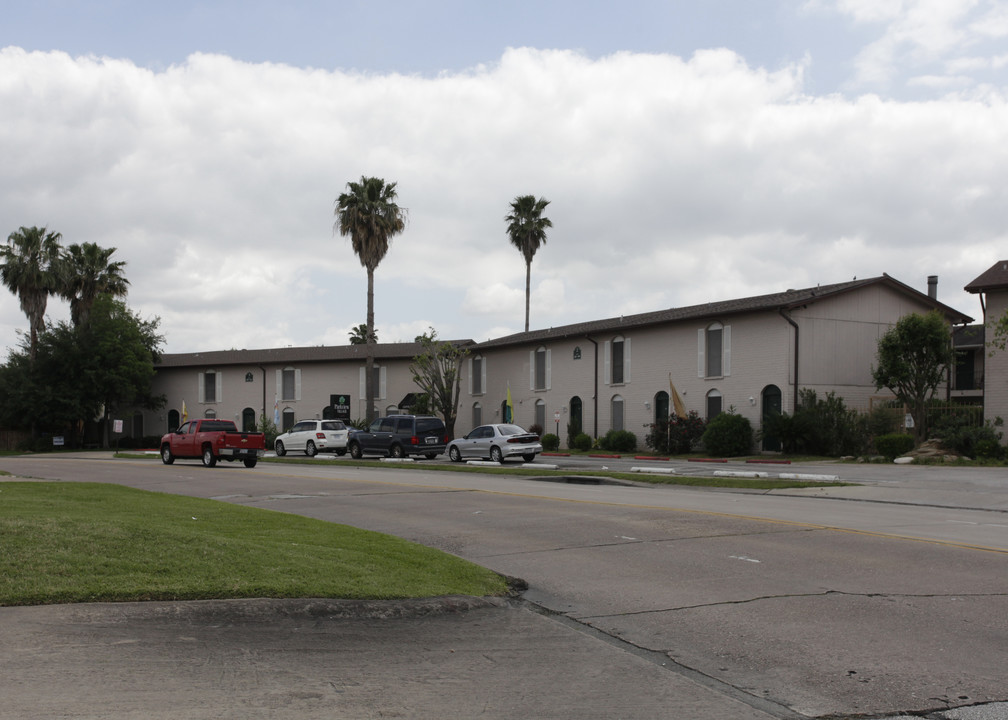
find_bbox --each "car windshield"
[497,424,527,436]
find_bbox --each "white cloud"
[1,45,1006,360]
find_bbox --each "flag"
[181,400,187,422]
[273,395,280,426]
[669,374,686,417]
[505,383,513,423]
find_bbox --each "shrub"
[528,423,544,437]
[930,412,1002,458]
[701,412,753,457]
[541,433,560,451]
[874,433,914,459]
[974,438,1004,460]
[572,433,593,451]
[599,429,637,453]
[645,411,706,454]
[566,419,582,449]
[762,390,870,456]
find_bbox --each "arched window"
[654,391,669,423]
[205,408,217,419]
[535,399,546,430]
[569,396,583,437]
[473,402,482,427]
[282,408,295,431]
[761,385,783,452]
[611,395,624,432]
[706,389,722,420]
[241,407,256,432]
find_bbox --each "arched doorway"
[242,407,256,432]
[761,385,783,452]
[654,391,669,424]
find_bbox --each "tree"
[348,323,377,345]
[872,311,953,442]
[505,195,552,332]
[0,294,164,447]
[335,176,406,423]
[409,328,470,439]
[1,226,63,361]
[59,242,130,326]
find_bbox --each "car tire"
[201,445,217,468]
[349,442,363,459]
[424,453,438,459]
[305,440,317,457]
[389,444,404,459]
[522,453,537,463]
[490,446,503,463]
[160,445,174,465]
[243,458,258,468]
[448,446,462,462]
[275,440,286,457]
[336,449,347,456]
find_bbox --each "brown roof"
[965,260,1008,293]
[477,274,972,349]
[157,341,475,369]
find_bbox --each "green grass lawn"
[0,482,508,606]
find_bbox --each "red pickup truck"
[160,419,266,468]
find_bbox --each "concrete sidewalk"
[1,596,785,720]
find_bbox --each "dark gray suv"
[347,415,447,459]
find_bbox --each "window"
[605,336,631,385]
[470,355,485,395]
[282,408,295,431]
[359,365,387,400]
[611,395,624,432]
[242,407,256,431]
[278,367,301,402]
[698,323,731,378]
[199,370,221,403]
[706,390,722,420]
[473,402,482,427]
[531,347,551,390]
[654,391,669,423]
[535,399,546,430]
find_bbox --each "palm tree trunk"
[524,260,531,332]
[365,268,376,424]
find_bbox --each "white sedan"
[274,420,349,457]
[447,424,543,464]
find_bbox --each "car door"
[466,425,492,458]
[364,418,395,452]
[288,421,312,452]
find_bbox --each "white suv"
[274,420,349,457]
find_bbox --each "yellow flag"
[182,400,188,421]
[505,383,513,423]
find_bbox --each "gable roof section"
[965,260,1008,293]
[157,340,476,369]
[476,274,972,350]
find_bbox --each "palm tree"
[334,176,406,422]
[348,323,377,345]
[505,195,552,332]
[60,242,130,326]
[1,226,63,361]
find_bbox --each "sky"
[1,0,1007,357]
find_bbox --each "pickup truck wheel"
[448,446,462,462]
[160,445,174,465]
[389,444,404,459]
[201,446,217,468]
[274,440,286,457]
[305,440,317,457]
[490,446,504,464]
[349,441,363,459]
[243,458,258,468]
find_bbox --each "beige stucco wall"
[983,291,1008,424]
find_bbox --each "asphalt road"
[1,453,1005,719]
